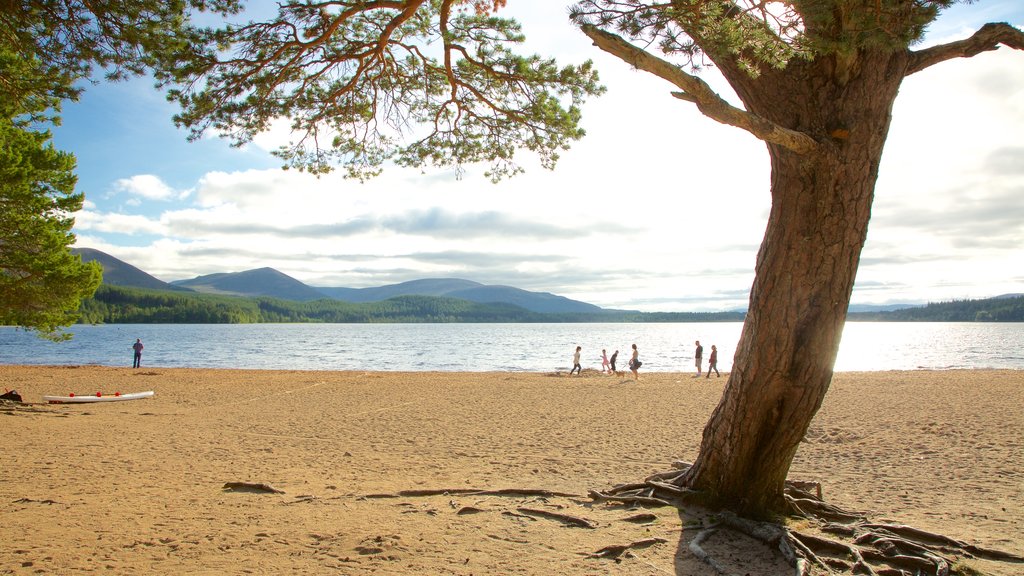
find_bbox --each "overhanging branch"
[579,24,818,155]
[907,22,1024,76]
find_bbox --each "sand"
[1,366,1021,575]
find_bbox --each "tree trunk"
[681,51,908,517]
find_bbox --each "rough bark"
[679,49,909,517]
[579,14,1022,521]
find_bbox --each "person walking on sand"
[609,350,619,375]
[706,345,720,378]
[629,344,641,381]
[693,340,703,377]
[600,349,610,373]
[132,338,144,369]
[570,346,582,376]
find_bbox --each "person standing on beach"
[610,350,619,375]
[706,345,720,378]
[694,340,703,377]
[570,345,582,375]
[600,349,610,373]
[629,344,641,381]
[132,338,144,369]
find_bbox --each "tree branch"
[579,24,818,155]
[907,22,1024,76]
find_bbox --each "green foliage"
[78,285,753,324]
[0,1,210,107]
[156,2,604,180]
[78,285,546,323]
[850,295,1024,322]
[79,286,1024,325]
[0,100,101,340]
[571,0,803,75]
[569,0,966,74]
[0,2,207,340]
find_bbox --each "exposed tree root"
[363,487,580,499]
[587,537,669,559]
[596,462,1024,575]
[354,476,1021,575]
[516,507,596,529]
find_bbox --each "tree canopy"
[0,59,100,340]
[0,1,198,338]
[156,0,603,180]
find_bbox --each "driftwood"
[222,482,285,494]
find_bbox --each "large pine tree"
[158,0,1023,519]
[0,1,196,338]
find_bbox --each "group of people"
[569,340,721,380]
[692,340,720,378]
[569,344,642,380]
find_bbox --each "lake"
[2,322,1022,372]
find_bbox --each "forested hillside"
[76,286,1023,325]
[849,295,1024,322]
[77,286,548,323]
[75,286,747,323]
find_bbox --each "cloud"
[65,2,1024,312]
[73,210,164,235]
[984,146,1024,175]
[113,174,185,201]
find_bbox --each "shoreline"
[4,362,1023,373]
[2,366,1021,574]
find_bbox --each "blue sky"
[53,1,1024,312]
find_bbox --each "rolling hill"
[73,248,191,292]
[78,249,608,313]
[316,278,605,313]
[171,268,328,302]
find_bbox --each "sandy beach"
[1,366,1021,575]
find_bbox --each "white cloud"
[858,42,1024,305]
[74,210,165,235]
[70,3,1024,311]
[113,174,184,201]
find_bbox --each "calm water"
[1,322,1022,372]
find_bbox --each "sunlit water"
[2,322,1022,372]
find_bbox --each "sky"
[52,1,1024,312]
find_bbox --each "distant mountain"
[316,278,484,301]
[69,248,1023,322]
[448,285,604,314]
[73,248,191,292]
[73,249,605,312]
[171,267,327,302]
[315,278,604,314]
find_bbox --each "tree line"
[849,295,1024,322]
[77,285,750,323]
[76,285,1021,325]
